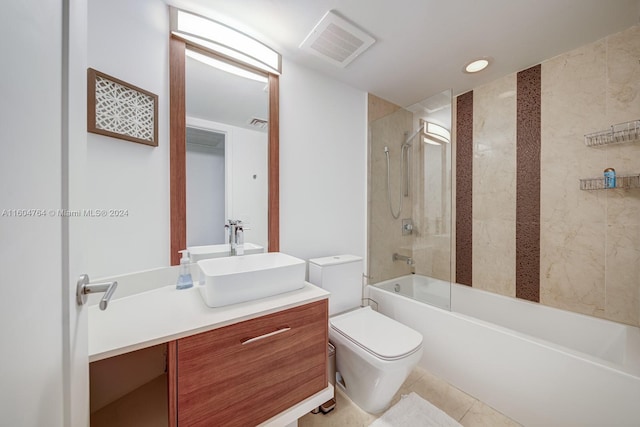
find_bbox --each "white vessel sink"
[197,252,306,308]
[188,242,264,262]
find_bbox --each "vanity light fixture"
[186,49,268,83]
[423,121,451,145]
[170,8,281,75]
[463,57,491,73]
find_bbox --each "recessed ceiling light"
[464,58,491,73]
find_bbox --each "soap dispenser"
[176,250,193,290]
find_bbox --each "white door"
[0,1,89,426]
[65,0,91,425]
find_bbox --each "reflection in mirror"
[185,127,225,245]
[185,50,268,249]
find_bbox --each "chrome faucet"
[392,253,414,266]
[226,219,244,256]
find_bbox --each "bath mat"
[369,392,462,427]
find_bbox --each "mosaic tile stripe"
[456,91,473,286]
[516,65,541,302]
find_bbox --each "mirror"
[170,38,279,265]
[185,50,268,249]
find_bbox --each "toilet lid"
[330,307,423,361]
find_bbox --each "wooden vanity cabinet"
[168,299,328,427]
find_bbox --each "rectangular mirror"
[170,38,279,265]
[185,50,268,249]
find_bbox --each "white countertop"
[89,282,329,362]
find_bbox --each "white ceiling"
[186,55,268,131]
[172,0,640,107]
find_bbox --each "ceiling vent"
[299,10,375,68]
[248,117,268,130]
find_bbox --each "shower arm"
[403,122,426,146]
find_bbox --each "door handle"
[76,274,118,311]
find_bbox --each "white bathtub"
[370,275,640,426]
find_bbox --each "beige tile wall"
[602,25,640,325]
[472,74,517,297]
[368,101,415,283]
[540,37,609,318]
[458,24,639,326]
[540,25,640,325]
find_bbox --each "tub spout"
[392,253,414,266]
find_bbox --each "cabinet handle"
[241,327,291,345]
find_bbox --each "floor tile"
[299,367,520,427]
[298,387,376,427]
[401,366,427,389]
[459,400,522,427]
[397,368,476,421]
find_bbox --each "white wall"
[85,2,368,276]
[279,59,368,265]
[86,0,170,277]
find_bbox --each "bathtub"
[369,275,640,426]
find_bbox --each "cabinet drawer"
[176,300,328,426]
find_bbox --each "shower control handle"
[402,218,414,235]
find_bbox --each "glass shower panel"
[410,90,452,284]
[367,90,452,310]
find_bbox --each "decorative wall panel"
[88,68,158,146]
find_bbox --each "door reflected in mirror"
[185,50,268,249]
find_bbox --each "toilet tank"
[308,255,363,316]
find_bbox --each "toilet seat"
[330,307,423,361]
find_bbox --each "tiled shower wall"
[456,24,640,326]
[368,95,415,283]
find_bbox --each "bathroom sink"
[188,242,264,261]
[197,252,306,307]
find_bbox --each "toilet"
[308,255,423,414]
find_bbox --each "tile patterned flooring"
[299,367,521,427]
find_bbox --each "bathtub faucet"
[392,253,414,266]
